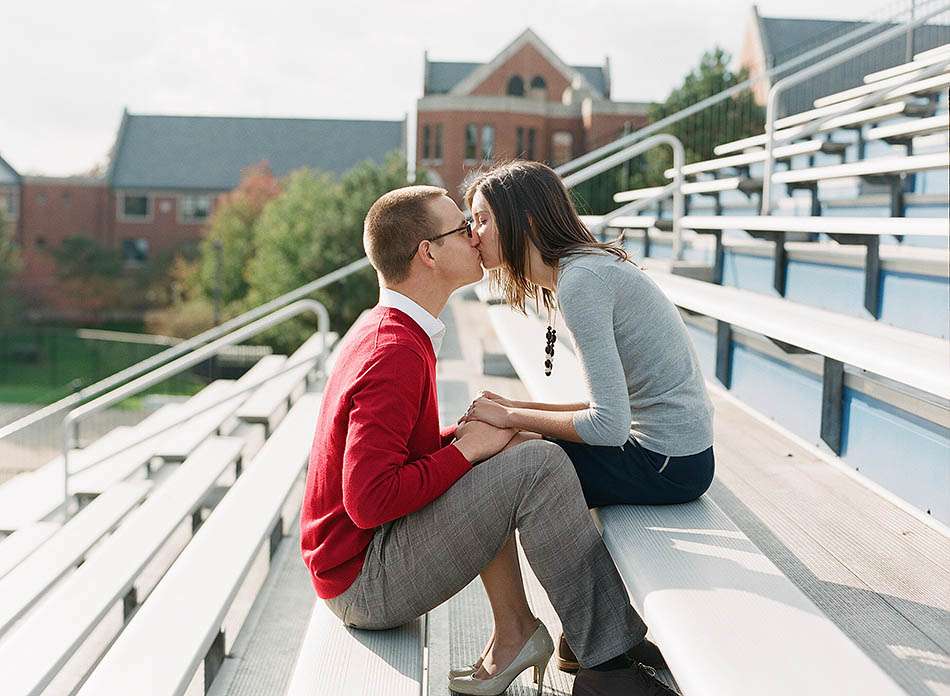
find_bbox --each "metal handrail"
[562,134,685,257]
[60,298,330,519]
[553,3,928,179]
[760,1,950,213]
[0,257,370,442]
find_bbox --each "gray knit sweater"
[557,249,714,456]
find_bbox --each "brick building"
[416,28,650,200]
[5,112,405,320]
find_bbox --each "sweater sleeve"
[558,265,633,446]
[342,345,471,529]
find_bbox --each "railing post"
[715,321,733,387]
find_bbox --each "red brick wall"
[585,112,650,152]
[468,44,573,101]
[15,179,111,313]
[111,191,215,258]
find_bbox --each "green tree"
[197,163,281,308]
[245,153,419,352]
[573,47,765,213]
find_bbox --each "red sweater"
[300,306,471,598]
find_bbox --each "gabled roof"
[756,14,950,116]
[425,28,609,98]
[0,153,20,186]
[108,112,405,190]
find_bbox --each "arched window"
[506,75,525,96]
[530,75,546,90]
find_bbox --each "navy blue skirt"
[549,437,715,509]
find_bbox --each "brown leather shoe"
[557,633,667,673]
[572,662,680,695]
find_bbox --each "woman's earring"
[544,323,556,376]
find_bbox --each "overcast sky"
[2,0,905,176]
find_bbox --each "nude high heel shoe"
[448,622,554,696]
[449,636,494,678]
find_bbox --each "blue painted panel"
[729,343,823,443]
[721,252,778,296]
[880,271,950,338]
[685,324,716,379]
[841,389,950,525]
[785,259,870,319]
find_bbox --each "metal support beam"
[712,231,724,285]
[642,228,652,258]
[773,232,788,296]
[864,235,882,318]
[715,321,733,388]
[205,630,226,693]
[123,588,138,622]
[820,358,845,454]
[269,516,284,559]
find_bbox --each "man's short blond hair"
[363,185,447,284]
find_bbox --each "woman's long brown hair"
[465,160,630,314]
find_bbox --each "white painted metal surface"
[681,215,949,237]
[664,140,828,178]
[864,46,950,83]
[0,522,60,580]
[815,64,950,107]
[714,102,909,155]
[866,114,949,141]
[0,481,151,637]
[771,151,949,184]
[75,394,321,696]
[285,601,423,696]
[0,437,243,696]
[595,500,906,696]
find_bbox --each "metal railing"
[0,257,369,444]
[760,1,950,213]
[562,134,686,257]
[59,299,330,519]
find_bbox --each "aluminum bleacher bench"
[75,392,321,696]
[866,114,949,143]
[713,101,924,155]
[864,42,950,83]
[482,295,909,695]
[0,436,244,696]
[0,522,59,580]
[0,480,151,638]
[236,333,337,436]
[285,601,423,696]
[661,139,846,179]
[771,151,949,185]
[814,62,950,108]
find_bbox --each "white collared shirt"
[378,288,446,355]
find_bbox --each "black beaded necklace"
[544,322,556,376]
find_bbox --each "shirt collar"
[378,288,446,355]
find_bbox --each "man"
[300,186,676,696]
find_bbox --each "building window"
[36,192,47,206]
[434,124,443,160]
[516,127,525,157]
[122,194,150,220]
[122,238,149,264]
[422,125,431,160]
[481,125,495,161]
[0,189,17,219]
[530,75,546,90]
[506,75,525,96]
[464,124,478,161]
[527,128,536,160]
[180,194,212,223]
[551,131,574,166]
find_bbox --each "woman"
[456,160,715,686]
[463,159,715,509]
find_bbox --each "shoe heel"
[533,662,548,695]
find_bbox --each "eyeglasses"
[426,219,473,243]
[407,220,473,262]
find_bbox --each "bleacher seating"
[0,37,946,696]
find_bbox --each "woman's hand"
[476,390,515,408]
[460,395,513,429]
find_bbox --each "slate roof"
[758,16,950,116]
[0,154,20,186]
[425,60,609,97]
[108,113,405,190]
